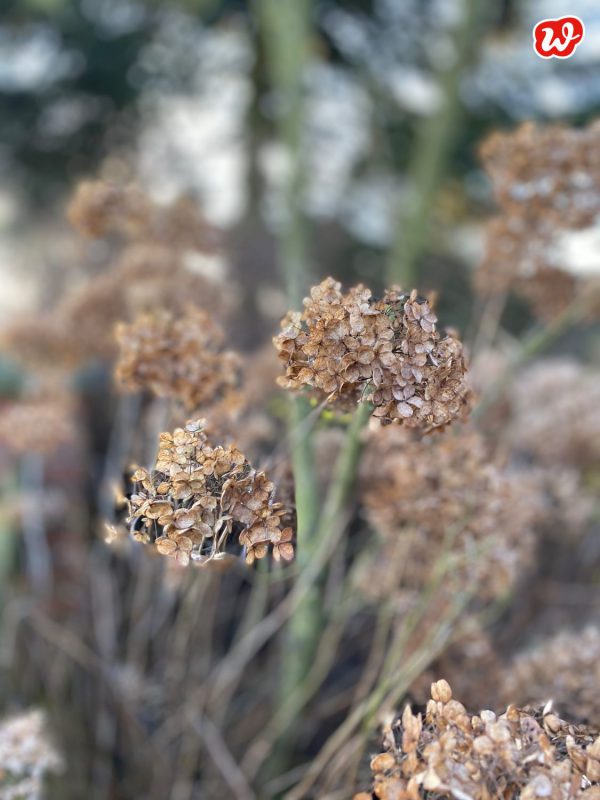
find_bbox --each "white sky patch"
[553,224,600,277]
[137,24,253,228]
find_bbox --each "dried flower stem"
[20,453,52,597]
[386,0,483,286]
[100,392,142,521]
[287,584,473,800]
[190,713,256,800]
[0,471,19,621]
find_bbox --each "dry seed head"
[507,359,600,470]
[125,420,293,566]
[67,180,220,251]
[358,426,539,604]
[0,394,78,456]
[500,626,600,725]
[355,681,600,799]
[58,181,233,363]
[476,120,600,321]
[274,278,471,430]
[0,313,77,372]
[115,307,241,414]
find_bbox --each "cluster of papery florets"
[358,426,539,605]
[0,709,63,798]
[115,307,241,413]
[355,680,600,800]
[476,120,600,320]
[126,420,293,566]
[274,278,470,429]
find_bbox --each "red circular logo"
[533,15,584,59]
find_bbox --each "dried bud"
[431,679,452,704]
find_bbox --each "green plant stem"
[265,402,371,785]
[386,0,483,287]
[257,0,332,771]
[284,400,372,696]
[257,0,311,308]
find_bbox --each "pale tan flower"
[0,394,78,456]
[114,307,241,414]
[501,626,600,724]
[355,681,600,799]
[358,426,540,604]
[476,120,600,320]
[126,420,292,566]
[274,279,471,430]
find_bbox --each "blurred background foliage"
[2,0,600,335]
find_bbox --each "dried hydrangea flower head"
[355,681,600,800]
[274,278,470,429]
[126,420,293,566]
[476,121,600,320]
[507,359,600,471]
[0,313,77,373]
[481,122,600,227]
[501,627,600,725]
[55,180,233,363]
[115,308,241,414]
[358,427,539,605]
[58,244,232,364]
[0,395,78,457]
[67,180,220,252]
[67,180,151,239]
[0,709,62,798]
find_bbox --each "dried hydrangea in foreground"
[274,278,470,428]
[354,680,600,800]
[0,709,62,799]
[358,427,539,604]
[115,308,241,413]
[501,626,600,725]
[126,421,293,565]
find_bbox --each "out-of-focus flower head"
[274,278,471,430]
[115,307,241,416]
[67,180,221,252]
[0,709,62,798]
[507,359,600,471]
[55,180,233,363]
[476,121,600,320]
[0,313,77,373]
[354,680,600,800]
[0,394,78,457]
[358,427,540,605]
[126,420,293,566]
[501,626,600,725]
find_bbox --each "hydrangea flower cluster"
[127,420,293,566]
[115,308,241,413]
[477,121,600,320]
[355,680,600,800]
[359,427,539,604]
[274,278,470,429]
